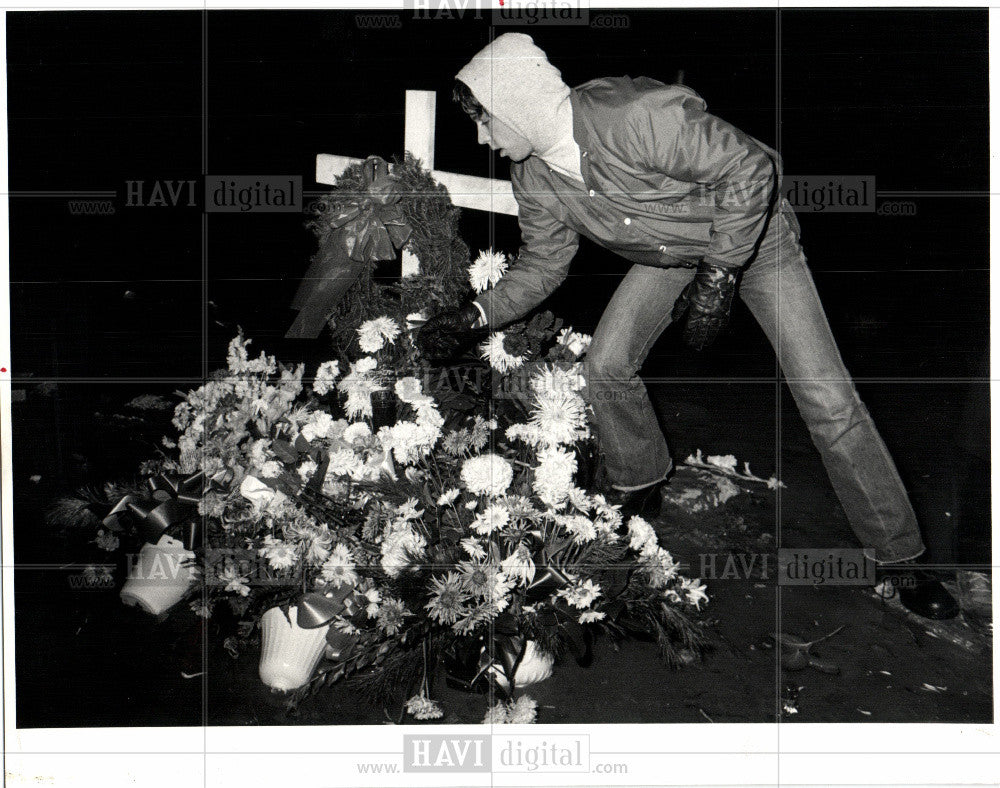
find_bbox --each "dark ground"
[12,376,992,727]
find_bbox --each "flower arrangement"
[51,247,708,722]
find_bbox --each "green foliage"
[305,153,473,353]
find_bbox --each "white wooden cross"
[316,90,519,277]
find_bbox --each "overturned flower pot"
[120,534,200,616]
[258,605,330,692]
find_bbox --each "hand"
[671,261,739,351]
[417,303,483,360]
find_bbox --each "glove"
[417,302,483,360]
[671,261,739,351]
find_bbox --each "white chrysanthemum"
[532,446,577,509]
[312,360,341,395]
[480,332,525,374]
[506,422,543,447]
[461,453,514,497]
[357,316,401,353]
[627,515,659,555]
[506,695,538,724]
[394,376,433,408]
[556,513,597,543]
[338,358,380,421]
[301,410,335,442]
[471,504,510,535]
[530,388,588,447]
[578,610,606,624]
[643,546,680,589]
[258,536,298,572]
[342,422,372,444]
[530,362,587,396]
[405,693,444,720]
[556,328,592,358]
[468,248,508,293]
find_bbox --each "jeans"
[582,200,925,563]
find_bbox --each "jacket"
[474,76,783,328]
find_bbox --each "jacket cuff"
[470,300,489,328]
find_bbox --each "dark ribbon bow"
[286,156,413,339]
[103,470,227,550]
[295,584,361,660]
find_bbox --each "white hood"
[456,33,582,181]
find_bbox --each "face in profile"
[473,113,533,162]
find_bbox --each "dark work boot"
[879,560,959,620]
[605,466,674,521]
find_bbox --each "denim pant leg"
[739,211,925,563]
[583,264,694,490]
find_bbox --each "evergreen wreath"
[304,153,473,354]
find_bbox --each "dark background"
[6,8,989,380]
[6,9,991,727]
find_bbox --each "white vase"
[489,640,554,691]
[258,606,331,691]
[120,534,200,616]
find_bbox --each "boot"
[604,470,674,522]
[879,560,959,620]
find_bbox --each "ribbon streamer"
[286,156,413,339]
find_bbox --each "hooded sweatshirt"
[455,33,583,183]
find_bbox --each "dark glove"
[417,302,483,360]
[671,261,739,351]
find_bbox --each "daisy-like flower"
[469,415,495,451]
[480,332,525,374]
[468,248,508,293]
[425,572,470,625]
[357,316,401,353]
[471,504,510,535]
[557,578,602,609]
[376,596,408,635]
[442,428,471,456]
[578,610,606,624]
[436,488,460,506]
[452,604,494,635]
[457,561,503,598]
[461,453,514,498]
[460,536,487,560]
[258,536,299,572]
[320,543,358,588]
[405,693,444,721]
[680,576,709,610]
[312,360,341,395]
[532,446,577,509]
